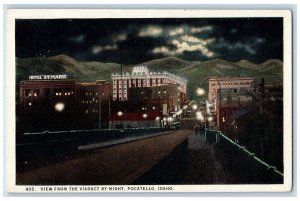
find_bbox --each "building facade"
[19,78,77,132]
[75,80,111,129]
[208,77,255,102]
[111,65,187,102]
[18,76,111,133]
[127,84,181,115]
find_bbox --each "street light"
[117,111,123,116]
[117,111,123,128]
[192,104,198,110]
[197,77,222,130]
[196,87,206,96]
[54,102,65,112]
[207,116,213,122]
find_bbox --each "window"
[44,88,51,96]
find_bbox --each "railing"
[205,129,283,183]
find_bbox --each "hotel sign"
[29,74,67,80]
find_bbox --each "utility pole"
[98,95,101,129]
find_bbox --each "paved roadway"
[17,130,192,185]
[17,118,232,185]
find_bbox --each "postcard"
[5,9,292,193]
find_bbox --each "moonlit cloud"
[92,45,117,54]
[181,35,215,45]
[153,38,215,58]
[115,33,127,41]
[138,26,163,37]
[216,37,266,55]
[69,34,85,44]
[171,40,215,57]
[152,46,176,56]
[190,26,213,33]
[169,27,185,36]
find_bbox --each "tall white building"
[111,65,187,101]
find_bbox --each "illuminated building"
[208,77,255,102]
[111,65,187,102]
[127,84,181,115]
[207,77,255,131]
[18,75,112,133]
[19,76,77,132]
[75,80,111,129]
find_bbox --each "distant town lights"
[142,113,148,119]
[207,116,213,122]
[192,104,198,110]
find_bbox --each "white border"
[5,9,293,193]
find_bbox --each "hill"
[16,55,283,98]
[16,55,120,83]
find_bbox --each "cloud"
[181,35,215,45]
[153,38,215,58]
[152,46,176,56]
[216,37,266,55]
[138,26,163,37]
[172,40,215,57]
[92,45,117,54]
[190,26,213,33]
[69,34,85,44]
[115,33,127,41]
[168,27,185,36]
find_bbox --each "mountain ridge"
[16,55,283,98]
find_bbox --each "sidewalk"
[184,133,231,184]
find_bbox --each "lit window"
[34,93,37,96]
[59,93,62,96]
[65,92,67,96]
[56,93,59,96]
[85,110,89,114]
[28,102,32,106]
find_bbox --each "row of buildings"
[205,77,282,138]
[17,66,188,133]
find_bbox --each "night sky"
[15,18,283,64]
